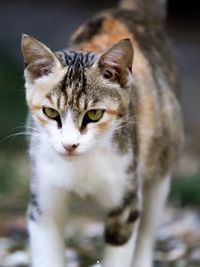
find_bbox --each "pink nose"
[63,143,79,152]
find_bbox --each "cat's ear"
[98,39,134,87]
[21,34,62,81]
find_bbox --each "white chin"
[56,149,81,158]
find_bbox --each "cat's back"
[70,8,179,98]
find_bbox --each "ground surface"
[0,199,200,267]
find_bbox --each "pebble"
[65,248,79,266]
[188,247,200,266]
[1,250,29,266]
[91,263,101,267]
[0,208,199,266]
[0,237,16,251]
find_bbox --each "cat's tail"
[118,0,167,21]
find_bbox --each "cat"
[21,0,183,267]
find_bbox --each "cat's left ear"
[98,39,134,87]
[21,34,62,82]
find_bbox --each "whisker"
[9,125,39,131]
[0,131,39,145]
[113,117,137,132]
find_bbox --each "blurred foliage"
[0,152,29,213]
[0,46,29,211]
[170,174,200,207]
[0,47,27,151]
[0,153,28,195]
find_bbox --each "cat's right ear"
[21,34,62,82]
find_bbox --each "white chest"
[34,147,133,210]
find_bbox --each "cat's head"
[22,35,134,157]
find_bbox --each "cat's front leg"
[28,186,67,267]
[102,193,141,267]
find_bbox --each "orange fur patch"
[35,115,48,126]
[106,109,121,117]
[78,16,132,53]
[97,120,111,130]
[76,15,148,78]
[30,104,41,112]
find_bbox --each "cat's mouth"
[61,150,81,159]
[64,152,78,157]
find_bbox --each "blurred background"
[0,0,199,266]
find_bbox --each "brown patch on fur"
[46,94,54,105]
[105,220,132,246]
[35,115,48,126]
[97,121,111,131]
[30,105,41,112]
[106,109,121,117]
[127,209,140,223]
[77,16,132,53]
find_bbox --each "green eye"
[85,109,104,122]
[43,107,59,119]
